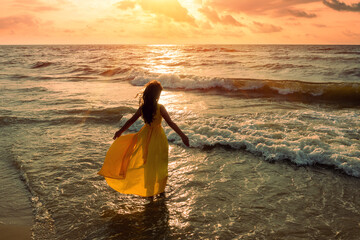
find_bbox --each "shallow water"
[0,45,359,239]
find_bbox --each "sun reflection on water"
[142,45,187,75]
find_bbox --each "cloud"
[343,30,360,38]
[313,23,327,27]
[63,29,75,33]
[198,7,221,23]
[115,0,136,10]
[251,21,283,33]
[137,0,196,25]
[323,0,360,12]
[33,6,59,11]
[199,6,244,26]
[11,0,61,12]
[0,15,38,30]
[221,15,244,26]
[281,9,317,18]
[207,0,319,14]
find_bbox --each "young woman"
[98,80,189,198]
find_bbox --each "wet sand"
[0,141,33,240]
[0,224,31,240]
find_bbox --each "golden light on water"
[143,46,186,75]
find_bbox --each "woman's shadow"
[106,197,170,240]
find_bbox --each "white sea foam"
[120,109,360,177]
[129,73,360,104]
[271,87,295,95]
[131,74,236,91]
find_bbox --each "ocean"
[0,44,359,239]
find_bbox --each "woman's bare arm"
[160,105,190,147]
[113,107,142,139]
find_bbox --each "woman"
[98,80,189,197]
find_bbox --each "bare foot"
[157,192,166,198]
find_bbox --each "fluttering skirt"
[98,124,169,197]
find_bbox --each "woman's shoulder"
[157,104,166,115]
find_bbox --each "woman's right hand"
[113,130,121,140]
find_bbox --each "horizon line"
[1,43,359,46]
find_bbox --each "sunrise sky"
[0,0,359,44]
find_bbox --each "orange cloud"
[137,0,196,25]
[199,6,244,26]
[0,15,38,31]
[323,0,360,12]
[115,0,136,10]
[343,29,360,38]
[278,8,317,18]
[0,0,359,44]
[11,0,61,12]
[313,23,327,27]
[251,21,283,33]
[206,0,320,15]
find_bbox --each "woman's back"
[143,104,162,127]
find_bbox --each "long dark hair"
[139,80,163,124]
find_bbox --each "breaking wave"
[131,74,360,104]
[120,109,360,177]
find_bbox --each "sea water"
[0,45,359,239]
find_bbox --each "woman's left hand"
[181,135,190,147]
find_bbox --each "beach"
[0,44,359,239]
[0,142,32,240]
[0,224,31,240]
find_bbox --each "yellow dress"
[98,104,169,197]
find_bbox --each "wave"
[183,47,215,53]
[10,74,29,79]
[131,74,360,105]
[0,116,39,126]
[250,63,311,70]
[69,66,98,75]
[31,61,53,69]
[119,111,360,177]
[341,68,360,78]
[132,74,236,91]
[164,61,190,67]
[218,47,239,52]
[316,47,335,51]
[48,116,121,125]
[1,106,134,126]
[183,46,240,53]
[0,115,120,126]
[54,106,133,117]
[18,87,48,92]
[48,107,136,125]
[232,79,360,103]
[336,51,360,55]
[1,60,17,65]
[100,67,131,77]
[162,60,239,67]
[47,106,135,125]
[67,76,99,81]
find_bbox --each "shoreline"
[0,142,34,240]
[0,224,31,240]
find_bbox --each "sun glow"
[0,0,359,44]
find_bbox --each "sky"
[0,0,359,44]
